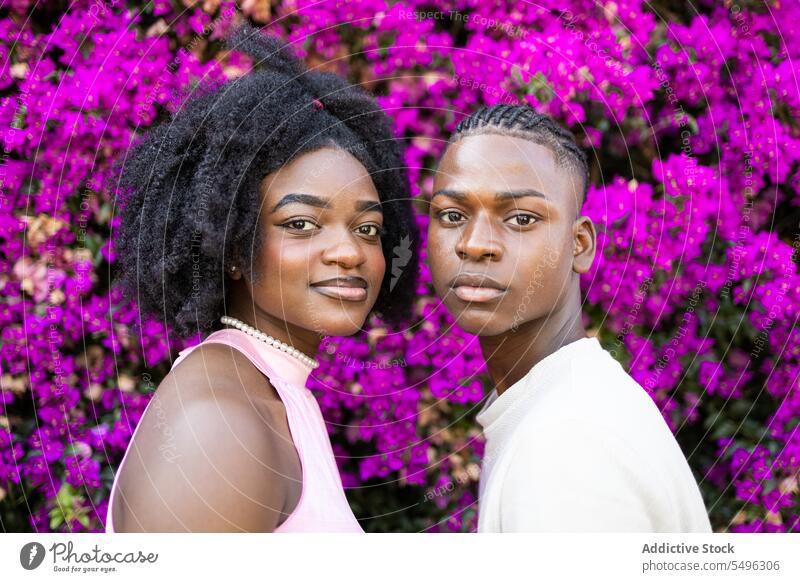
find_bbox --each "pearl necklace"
[220,316,320,370]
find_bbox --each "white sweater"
[475,337,712,532]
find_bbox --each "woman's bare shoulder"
[110,342,300,532]
[164,341,283,402]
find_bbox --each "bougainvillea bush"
[1,0,798,532]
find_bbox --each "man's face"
[427,133,587,337]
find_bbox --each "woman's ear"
[228,265,243,280]
[572,216,597,274]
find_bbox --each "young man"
[426,104,712,532]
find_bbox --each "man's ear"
[572,216,596,274]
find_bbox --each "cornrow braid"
[452,104,589,203]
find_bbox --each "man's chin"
[448,309,511,337]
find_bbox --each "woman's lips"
[452,285,506,303]
[310,276,368,302]
[311,285,368,302]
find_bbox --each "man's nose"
[455,215,503,261]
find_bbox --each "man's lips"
[447,273,508,303]
[310,276,368,302]
[453,286,506,302]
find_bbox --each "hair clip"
[312,98,324,111]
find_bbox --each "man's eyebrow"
[271,193,329,212]
[495,189,547,201]
[431,189,467,201]
[354,200,383,214]
[430,189,547,201]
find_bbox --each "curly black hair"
[112,24,418,338]
[451,104,589,203]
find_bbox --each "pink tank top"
[105,328,363,532]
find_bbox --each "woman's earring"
[229,265,240,279]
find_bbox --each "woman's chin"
[312,316,369,338]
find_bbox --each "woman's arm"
[111,344,298,532]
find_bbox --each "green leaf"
[49,505,65,529]
[519,71,555,105]
[510,63,525,86]
[62,443,83,457]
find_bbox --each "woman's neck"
[226,280,322,359]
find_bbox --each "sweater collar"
[476,337,601,434]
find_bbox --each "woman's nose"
[321,230,367,269]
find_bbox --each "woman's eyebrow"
[271,193,329,212]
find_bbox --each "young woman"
[105,25,417,532]
[426,104,711,532]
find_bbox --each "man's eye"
[439,210,466,224]
[506,214,537,227]
[356,224,383,237]
[283,219,319,231]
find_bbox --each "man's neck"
[479,302,587,395]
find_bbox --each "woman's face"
[242,147,386,337]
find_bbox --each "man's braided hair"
[451,104,589,203]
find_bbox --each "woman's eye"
[355,224,383,237]
[283,219,319,232]
[506,214,537,227]
[439,210,466,224]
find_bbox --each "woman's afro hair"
[112,23,418,338]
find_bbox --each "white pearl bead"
[221,316,319,369]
